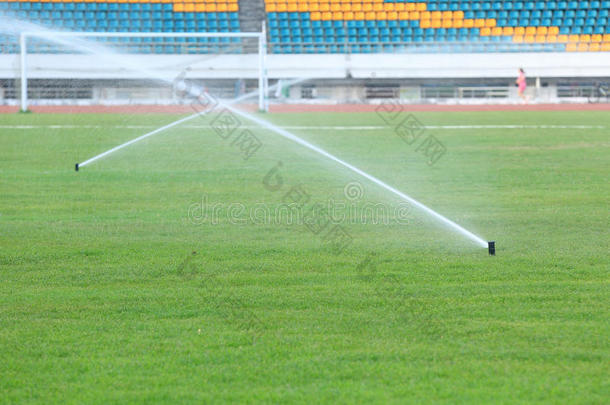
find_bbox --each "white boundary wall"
[1,52,609,79]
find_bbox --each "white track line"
[1,124,606,130]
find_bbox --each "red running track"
[1,103,610,114]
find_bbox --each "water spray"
[10,22,493,252]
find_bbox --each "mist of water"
[1,16,490,248]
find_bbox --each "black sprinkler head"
[488,241,495,256]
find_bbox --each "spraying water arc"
[6,18,493,250]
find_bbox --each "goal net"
[11,27,269,112]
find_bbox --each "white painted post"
[261,20,269,112]
[258,25,265,111]
[19,33,28,112]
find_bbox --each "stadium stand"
[0,1,609,54]
[0,0,242,53]
[265,0,610,53]
[2,0,610,54]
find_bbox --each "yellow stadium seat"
[589,43,601,51]
[206,3,216,11]
[287,0,297,3]
[298,3,308,12]
[311,11,321,19]
[546,35,557,43]
[431,11,441,19]
[420,19,431,28]
[525,26,536,35]
[276,3,286,12]
[310,3,319,12]
[373,3,383,11]
[354,11,364,20]
[287,3,297,12]
[566,43,578,51]
[332,11,343,19]
[388,11,397,20]
[601,42,610,51]
[480,27,491,36]
[363,3,372,12]
[229,3,238,11]
[421,11,430,19]
[431,19,441,28]
[409,11,420,20]
[398,11,409,20]
[514,26,525,35]
[365,11,375,20]
[330,3,340,12]
[454,11,464,19]
[416,3,426,11]
[548,27,559,35]
[592,34,603,42]
[557,35,569,42]
[524,35,535,43]
[174,3,184,11]
[395,3,405,11]
[474,19,485,27]
[569,34,580,42]
[195,4,205,11]
[502,27,514,35]
[485,19,496,27]
[321,11,332,20]
[492,27,502,36]
[442,11,453,19]
[376,11,386,19]
[352,3,361,12]
[384,3,394,11]
[319,3,329,12]
[405,3,416,11]
[577,43,589,51]
[603,34,610,41]
[513,36,524,43]
[463,19,474,28]
[442,19,452,28]
[453,19,464,28]
[340,4,350,12]
[537,26,548,35]
[580,34,591,42]
[344,11,354,20]
[535,35,547,42]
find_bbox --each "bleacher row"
[1,0,610,53]
[266,0,610,52]
[0,0,242,53]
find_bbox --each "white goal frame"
[19,25,269,112]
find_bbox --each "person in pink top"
[516,68,529,103]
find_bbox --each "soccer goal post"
[19,25,269,112]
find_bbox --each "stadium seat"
[3,0,610,54]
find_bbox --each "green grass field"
[1,109,608,403]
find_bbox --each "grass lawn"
[0,110,608,404]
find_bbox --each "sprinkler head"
[75,163,79,172]
[488,241,495,256]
